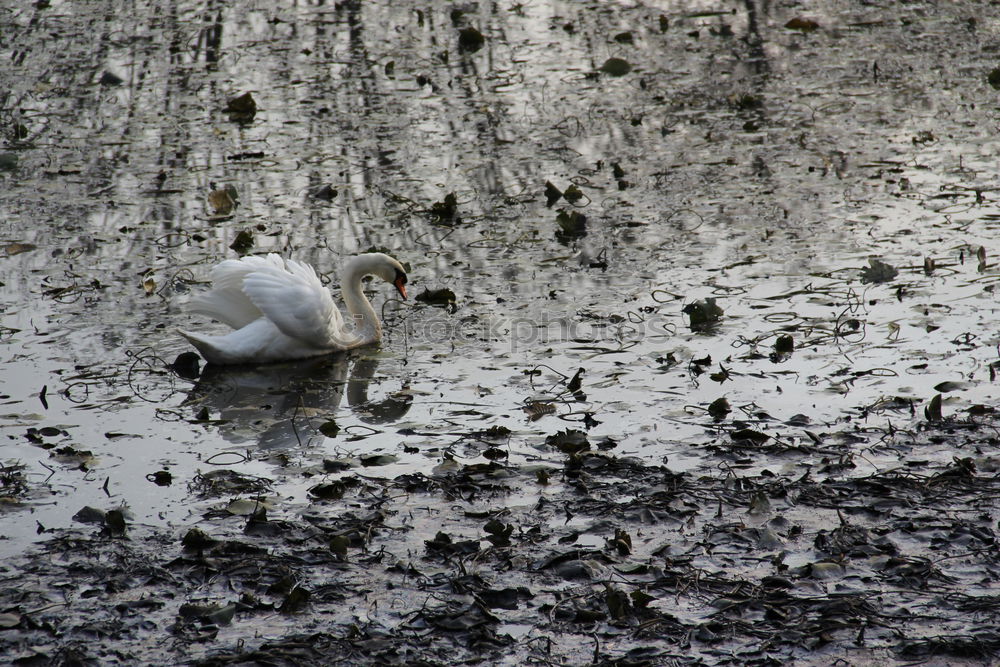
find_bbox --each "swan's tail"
[178,330,229,366]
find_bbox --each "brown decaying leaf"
[924,394,943,422]
[524,401,555,421]
[5,242,37,256]
[785,17,819,32]
[208,188,236,216]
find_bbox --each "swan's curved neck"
[341,258,382,343]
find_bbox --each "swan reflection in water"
[184,353,412,449]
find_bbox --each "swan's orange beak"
[393,276,408,300]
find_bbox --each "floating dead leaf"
[226,497,271,516]
[924,394,943,422]
[229,229,254,254]
[309,481,350,499]
[600,57,632,76]
[860,257,898,284]
[73,506,107,524]
[478,588,521,610]
[170,352,201,380]
[708,397,731,421]
[563,184,584,204]
[360,454,398,467]
[415,287,457,309]
[478,425,511,439]
[319,419,340,437]
[181,527,218,550]
[785,17,819,32]
[99,70,123,86]
[104,509,127,537]
[329,535,350,559]
[990,68,1000,90]
[729,93,764,111]
[225,92,257,123]
[204,603,237,626]
[10,122,29,142]
[545,428,590,455]
[428,193,459,222]
[482,447,507,461]
[683,298,724,330]
[207,187,237,217]
[484,519,513,547]
[555,209,587,242]
[5,242,36,256]
[524,400,555,421]
[731,428,769,445]
[807,561,845,579]
[177,602,236,625]
[426,530,481,557]
[748,491,771,515]
[770,334,794,362]
[544,181,562,207]
[192,469,271,497]
[458,26,485,52]
[51,445,96,469]
[631,590,655,609]
[612,528,632,555]
[605,586,630,619]
[141,272,156,296]
[312,184,337,201]
[148,469,172,486]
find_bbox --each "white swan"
[180,252,407,365]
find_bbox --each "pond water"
[2,2,1000,657]
[3,0,1000,547]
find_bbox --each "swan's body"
[180,252,407,365]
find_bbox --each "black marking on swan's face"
[393,268,408,300]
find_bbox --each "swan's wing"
[186,255,285,329]
[242,258,349,348]
[211,254,285,290]
[188,287,261,330]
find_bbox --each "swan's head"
[364,252,408,300]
